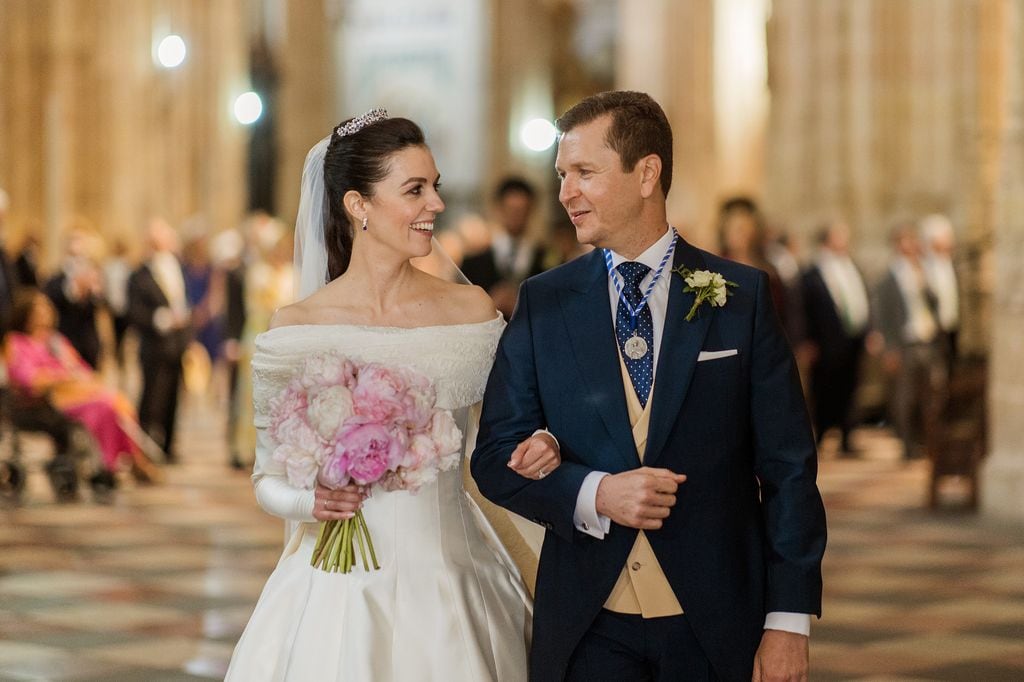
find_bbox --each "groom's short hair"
[556,91,673,196]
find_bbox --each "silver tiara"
[335,108,389,137]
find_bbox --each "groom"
[472,91,826,681]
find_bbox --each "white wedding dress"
[225,316,531,681]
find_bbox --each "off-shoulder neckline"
[256,313,504,341]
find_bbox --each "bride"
[225,110,557,681]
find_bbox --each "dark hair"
[716,195,766,256]
[322,116,426,280]
[494,176,536,202]
[8,288,45,334]
[555,91,673,196]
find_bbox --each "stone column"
[981,0,1024,523]
[617,0,718,247]
[273,0,335,224]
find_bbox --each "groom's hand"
[752,630,809,682]
[507,432,561,480]
[595,467,687,530]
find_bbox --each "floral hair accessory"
[335,108,389,137]
[672,266,738,321]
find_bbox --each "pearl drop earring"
[361,216,368,231]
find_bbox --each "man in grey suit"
[874,222,946,460]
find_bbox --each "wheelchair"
[0,377,115,505]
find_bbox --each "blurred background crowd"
[0,0,1021,521]
[0,178,983,509]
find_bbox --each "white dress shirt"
[569,227,811,636]
[922,255,959,332]
[817,250,870,334]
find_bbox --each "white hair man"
[919,213,960,372]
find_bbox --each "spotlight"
[234,92,263,125]
[520,118,558,152]
[157,35,187,69]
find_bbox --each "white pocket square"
[697,349,738,362]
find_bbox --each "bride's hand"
[507,432,561,480]
[313,483,367,521]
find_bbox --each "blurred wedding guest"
[802,220,871,455]
[102,238,134,368]
[128,218,192,462]
[4,288,161,483]
[717,197,804,344]
[462,177,547,316]
[874,222,946,460]
[182,232,224,363]
[920,213,961,373]
[0,188,19,334]
[542,219,593,269]
[211,228,247,469]
[44,224,105,369]
[14,233,41,287]
[231,222,294,468]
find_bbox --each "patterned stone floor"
[0,396,1022,681]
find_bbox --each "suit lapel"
[645,239,714,466]
[558,251,638,470]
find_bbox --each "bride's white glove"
[507,431,561,480]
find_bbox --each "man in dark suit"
[44,228,105,368]
[472,91,826,681]
[802,220,871,454]
[461,177,546,317]
[128,219,192,461]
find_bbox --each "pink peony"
[352,364,410,423]
[400,373,436,431]
[272,413,324,457]
[404,432,439,469]
[268,384,308,430]
[339,421,407,485]
[317,442,351,489]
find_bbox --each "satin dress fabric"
[225,317,531,681]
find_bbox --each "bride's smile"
[358,144,444,259]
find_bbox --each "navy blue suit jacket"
[471,240,827,682]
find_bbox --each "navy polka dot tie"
[616,261,654,407]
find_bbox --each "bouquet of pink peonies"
[268,352,463,573]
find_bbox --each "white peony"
[307,385,354,440]
[273,444,320,489]
[429,411,463,459]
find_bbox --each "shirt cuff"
[764,612,811,637]
[532,428,558,450]
[573,471,611,539]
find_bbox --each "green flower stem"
[312,520,340,569]
[312,522,329,564]
[330,520,347,571]
[340,518,353,573]
[685,294,707,321]
[354,517,369,571]
[358,511,380,570]
[308,511,380,573]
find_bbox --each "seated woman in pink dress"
[3,288,161,483]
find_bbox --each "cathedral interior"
[1,1,1023,679]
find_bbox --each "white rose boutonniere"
[672,266,738,321]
